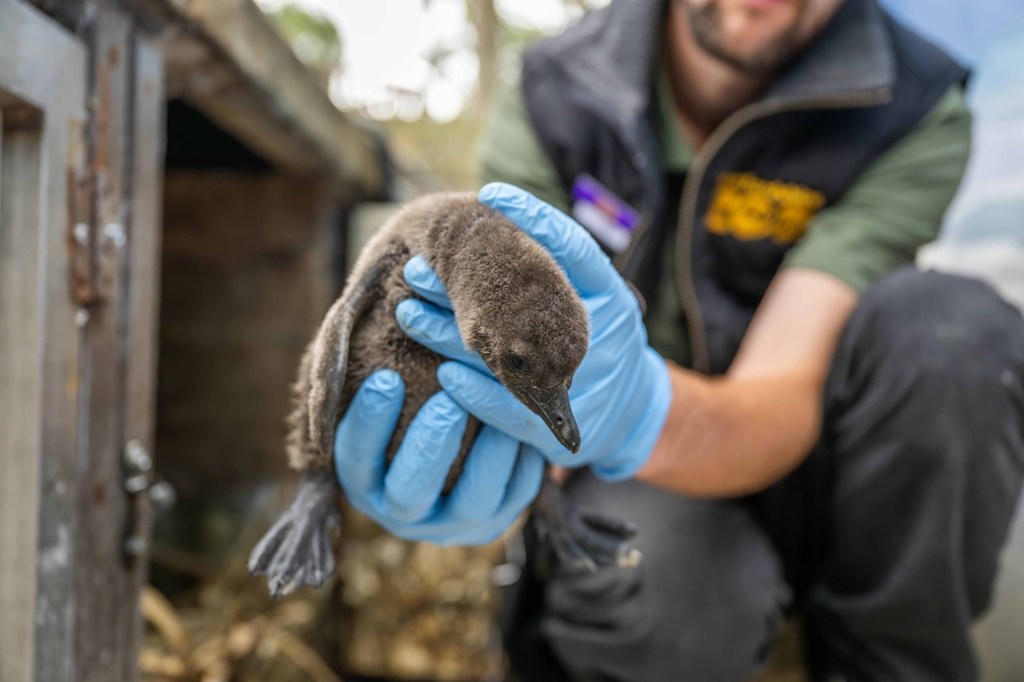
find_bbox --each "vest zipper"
[673,88,891,373]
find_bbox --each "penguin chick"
[249,192,639,597]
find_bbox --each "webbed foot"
[533,476,642,573]
[249,471,340,597]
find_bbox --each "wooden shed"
[0,1,385,680]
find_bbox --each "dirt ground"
[142,527,809,682]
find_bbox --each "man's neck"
[663,1,845,149]
[663,9,771,148]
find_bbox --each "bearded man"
[472,1,1024,680]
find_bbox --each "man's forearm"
[635,362,824,497]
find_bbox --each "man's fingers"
[383,392,468,523]
[500,446,545,515]
[335,370,405,496]
[437,362,560,451]
[404,256,453,309]
[446,426,520,521]
[378,444,545,547]
[396,299,491,373]
[479,182,618,297]
[447,446,545,546]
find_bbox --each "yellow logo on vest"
[706,172,826,244]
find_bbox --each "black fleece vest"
[521,0,968,374]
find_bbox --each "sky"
[881,0,1024,65]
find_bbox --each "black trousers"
[504,267,1024,682]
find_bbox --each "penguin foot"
[249,470,339,597]
[533,476,642,573]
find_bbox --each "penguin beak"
[522,387,581,454]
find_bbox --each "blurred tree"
[471,0,499,113]
[267,4,342,84]
[260,1,612,191]
[384,0,599,192]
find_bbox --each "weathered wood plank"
[24,0,86,29]
[117,31,165,682]
[0,3,88,682]
[123,25,165,559]
[28,0,175,34]
[0,0,85,107]
[74,5,135,682]
[0,106,44,682]
[34,0,385,201]
[33,57,88,682]
[163,0,384,199]
[179,79,327,176]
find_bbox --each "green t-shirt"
[478,77,972,367]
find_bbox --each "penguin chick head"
[460,261,589,454]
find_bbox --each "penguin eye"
[505,352,531,376]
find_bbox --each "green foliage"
[268,4,342,78]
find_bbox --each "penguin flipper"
[307,259,390,460]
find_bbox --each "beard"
[686,1,809,74]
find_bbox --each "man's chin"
[687,0,805,73]
[707,25,804,73]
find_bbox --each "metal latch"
[67,167,123,307]
[123,440,176,558]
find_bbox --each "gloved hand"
[334,369,545,544]
[396,182,672,481]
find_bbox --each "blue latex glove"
[396,182,672,481]
[334,369,545,544]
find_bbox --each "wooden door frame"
[0,1,88,681]
[74,6,165,681]
[0,1,165,680]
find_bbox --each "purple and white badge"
[571,174,640,254]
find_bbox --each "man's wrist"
[592,349,673,481]
[633,362,694,485]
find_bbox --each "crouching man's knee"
[830,267,1024,449]
[827,266,1024,615]
[837,266,1024,392]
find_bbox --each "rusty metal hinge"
[67,166,123,307]
[68,166,95,305]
